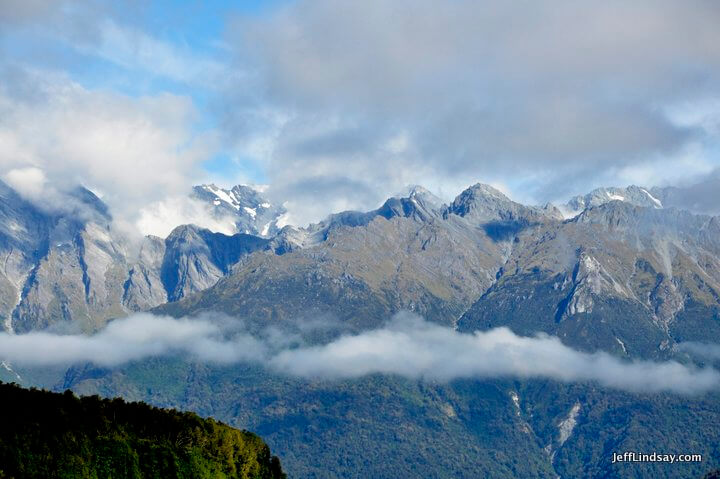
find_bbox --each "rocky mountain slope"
[0,181,278,333]
[158,183,564,332]
[159,182,720,360]
[561,185,664,218]
[458,200,720,358]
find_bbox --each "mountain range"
[0,182,284,333]
[2,179,720,477]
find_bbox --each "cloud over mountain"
[2,312,717,395]
[0,67,217,234]
[225,0,720,223]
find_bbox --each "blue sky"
[0,0,284,185]
[1,0,719,231]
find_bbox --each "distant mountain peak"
[561,185,663,219]
[447,182,551,225]
[466,182,510,198]
[450,183,511,213]
[191,184,285,238]
[67,186,112,224]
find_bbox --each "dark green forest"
[0,381,285,479]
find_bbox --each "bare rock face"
[563,253,632,317]
[457,199,720,359]
[160,225,270,302]
[121,236,167,311]
[12,216,129,332]
[1,181,275,333]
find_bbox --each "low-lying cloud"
[2,312,718,395]
[677,341,720,361]
[0,314,267,366]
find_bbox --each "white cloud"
[0,67,216,234]
[224,0,720,221]
[4,1,720,231]
[0,313,266,366]
[136,195,237,237]
[1,312,717,395]
[78,19,228,87]
[2,166,47,199]
[269,314,719,395]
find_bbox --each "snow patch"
[640,188,663,208]
[606,191,626,201]
[214,189,240,209]
[243,207,257,219]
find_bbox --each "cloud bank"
[1,312,717,395]
[136,195,238,238]
[225,0,720,223]
[0,67,224,235]
[3,1,720,231]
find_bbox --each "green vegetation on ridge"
[0,381,285,479]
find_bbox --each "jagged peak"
[165,223,206,240]
[377,185,444,222]
[446,182,544,225]
[449,183,514,212]
[394,184,443,204]
[458,183,510,201]
[565,185,663,217]
[191,183,285,238]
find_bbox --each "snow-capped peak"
[192,184,286,238]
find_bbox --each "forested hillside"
[0,382,285,479]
